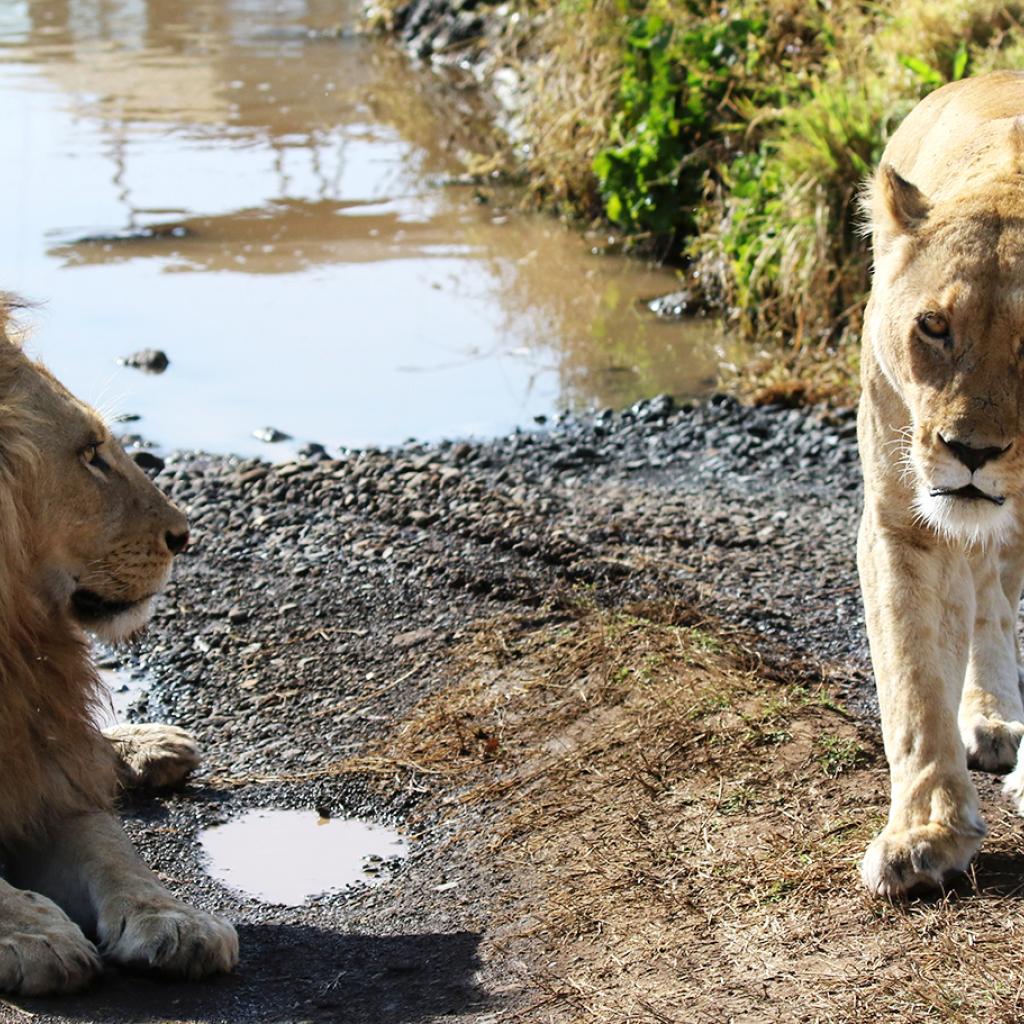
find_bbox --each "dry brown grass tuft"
[367,602,1024,1023]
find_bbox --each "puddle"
[0,0,743,457]
[200,808,407,905]
[96,665,153,727]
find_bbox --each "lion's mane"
[0,304,115,841]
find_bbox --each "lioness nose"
[940,435,1011,472]
[164,529,190,555]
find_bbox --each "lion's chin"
[914,488,1016,547]
[70,590,155,644]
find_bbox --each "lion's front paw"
[98,894,237,979]
[961,713,1024,773]
[104,723,200,790]
[0,891,101,995]
[861,819,985,898]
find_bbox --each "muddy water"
[0,1,734,456]
[200,808,407,904]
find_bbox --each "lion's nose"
[164,529,190,555]
[940,435,1012,472]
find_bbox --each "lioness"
[859,70,1024,897]
[0,305,237,992]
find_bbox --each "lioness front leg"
[6,812,237,979]
[959,547,1024,772]
[859,513,985,897]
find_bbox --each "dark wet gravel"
[17,397,869,1024]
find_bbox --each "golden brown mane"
[0,313,114,842]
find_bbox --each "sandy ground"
[8,399,1024,1024]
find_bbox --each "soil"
[10,399,1024,1024]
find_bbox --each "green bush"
[592,12,763,240]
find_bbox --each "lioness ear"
[1009,115,1024,174]
[867,164,930,239]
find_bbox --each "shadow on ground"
[20,925,487,1024]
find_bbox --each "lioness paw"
[0,891,101,996]
[961,714,1024,773]
[1002,753,1024,813]
[861,820,985,899]
[99,895,238,978]
[104,723,201,790]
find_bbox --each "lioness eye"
[917,312,950,342]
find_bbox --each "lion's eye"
[82,441,110,474]
[917,312,951,343]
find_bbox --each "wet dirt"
[0,0,741,458]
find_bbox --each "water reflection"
[200,808,407,905]
[0,0,738,454]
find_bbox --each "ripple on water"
[200,808,407,906]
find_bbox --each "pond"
[0,0,736,457]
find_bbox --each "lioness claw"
[962,714,1024,774]
[860,822,985,899]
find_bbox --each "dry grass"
[362,601,1024,1023]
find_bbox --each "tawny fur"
[0,324,116,839]
[859,71,1024,898]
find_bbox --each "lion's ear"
[865,164,930,242]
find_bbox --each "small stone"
[117,348,169,373]
[391,627,433,650]
[253,426,291,443]
[131,450,165,473]
[227,606,249,624]
[646,289,696,319]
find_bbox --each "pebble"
[117,348,170,373]
[253,426,291,443]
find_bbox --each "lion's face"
[867,171,1024,544]
[15,354,188,643]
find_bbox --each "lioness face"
[869,184,1024,544]
[16,355,189,643]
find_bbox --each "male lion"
[0,304,237,992]
[860,71,1024,897]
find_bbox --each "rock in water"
[253,426,291,443]
[118,348,170,373]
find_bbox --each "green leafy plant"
[592,12,763,240]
